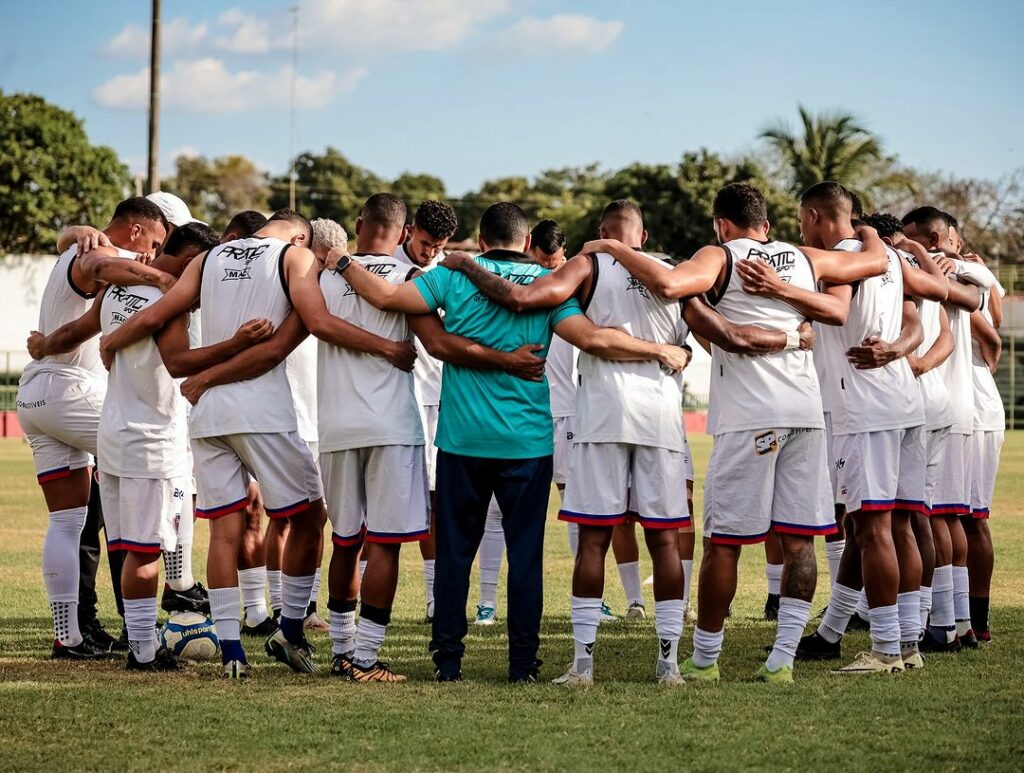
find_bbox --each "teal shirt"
[414,250,582,459]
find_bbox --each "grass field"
[1,434,1023,771]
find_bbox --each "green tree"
[389,173,446,215]
[270,147,384,226]
[165,154,270,232]
[0,91,130,255]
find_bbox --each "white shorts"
[931,432,972,516]
[419,403,439,491]
[17,372,103,483]
[970,430,1004,518]
[559,442,691,530]
[924,427,951,512]
[191,431,323,519]
[553,415,576,486]
[100,473,191,554]
[321,445,430,545]
[833,426,926,514]
[824,412,838,504]
[703,428,835,544]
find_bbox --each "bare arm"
[554,314,690,373]
[971,309,1002,373]
[441,252,589,312]
[945,278,982,312]
[76,246,174,293]
[156,314,274,378]
[801,226,888,284]
[57,225,111,255]
[988,289,1004,329]
[846,300,924,370]
[26,295,103,359]
[579,239,723,300]
[336,260,432,313]
[406,313,546,382]
[895,240,949,302]
[907,306,955,378]
[682,297,815,354]
[735,260,851,325]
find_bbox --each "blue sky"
[2,0,1022,195]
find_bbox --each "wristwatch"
[335,255,352,273]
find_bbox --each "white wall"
[1,255,56,373]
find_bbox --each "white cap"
[146,191,207,227]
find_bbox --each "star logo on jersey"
[626,276,651,299]
[220,244,269,265]
[108,285,151,312]
[754,431,778,455]
[222,267,252,282]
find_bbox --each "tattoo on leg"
[782,540,817,601]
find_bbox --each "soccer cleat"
[424,602,435,625]
[161,582,211,615]
[763,593,780,622]
[126,646,181,672]
[755,663,794,684]
[846,613,871,632]
[474,605,497,626]
[242,616,280,637]
[329,653,353,677]
[303,611,330,632]
[959,628,979,650]
[551,667,593,687]
[976,630,992,643]
[795,631,842,661]
[685,606,698,624]
[625,602,647,621]
[919,630,961,654]
[221,659,251,679]
[656,660,684,686]
[680,657,720,682]
[349,660,407,683]
[51,638,111,660]
[902,650,925,670]
[643,574,654,586]
[265,629,319,674]
[598,602,619,624]
[434,668,463,683]
[830,651,905,675]
[81,618,128,654]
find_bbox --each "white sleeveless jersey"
[547,334,578,418]
[285,335,318,443]
[575,251,687,450]
[393,243,444,406]
[20,246,134,386]
[707,238,824,434]
[317,256,423,452]
[828,244,925,435]
[188,236,298,439]
[98,284,189,478]
[902,250,954,431]
[971,291,1005,431]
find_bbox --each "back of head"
[360,193,408,235]
[713,183,768,231]
[530,219,566,257]
[267,208,312,245]
[479,202,529,250]
[164,222,220,259]
[310,218,349,254]
[800,181,853,222]
[599,199,644,244]
[861,212,904,240]
[413,200,458,241]
[223,210,268,241]
[901,205,951,247]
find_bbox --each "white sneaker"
[474,604,497,626]
[830,650,905,675]
[303,611,329,631]
[684,605,698,624]
[552,667,593,687]
[598,601,619,624]
[222,659,251,679]
[656,660,684,686]
[625,602,647,621]
[643,574,654,586]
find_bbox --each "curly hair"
[310,218,349,253]
[861,212,904,239]
[414,200,458,240]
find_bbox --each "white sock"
[766,597,812,671]
[931,565,955,629]
[919,585,932,631]
[330,610,356,656]
[765,563,782,596]
[43,506,87,646]
[617,561,643,606]
[208,585,242,642]
[896,591,921,646]
[819,583,860,643]
[566,521,579,557]
[868,603,901,657]
[162,543,195,591]
[267,569,283,614]
[654,598,685,671]
[422,559,435,616]
[681,559,693,608]
[854,590,870,620]
[124,597,158,663]
[824,540,845,590]
[478,501,504,607]
[952,565,970,623]
[353,618,387,667]
[309,568,322,607]
[238,567,269,626]
[570,595,601,674]
[692,627,723,668]
[282,573,315,621]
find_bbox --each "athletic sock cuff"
[359,602,392,626]
[328,597,358,614]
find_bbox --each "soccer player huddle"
[18,179,1003,685]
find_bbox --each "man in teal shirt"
[340,202,689,682]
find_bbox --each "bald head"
[599,199,646,246]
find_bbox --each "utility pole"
[288,5,299,210]
[146,0,161,194]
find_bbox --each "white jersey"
[98,284,189,478]
[972,291,1005,431]
[941,255,982,436]
[317,255,423,452]
[393,243,444,406]
[902,250,954,431]
[20,246,134,387]
[286,335,318,443]
[575,250,687,451]
[828,243,925,436]
[707,238,824,434]
[547,334,578,419]
[188,236,298,439]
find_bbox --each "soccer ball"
[160,612,219,661]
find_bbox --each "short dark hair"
[942,211,959,230]
[268,208,312,242]
[224,210,268,239]
[111,196,169,232]
[713,183,767,229]
[530,219,566,256]
[361,193,407,230]
[164,222,219,257]
[801,181,853,219]
[479,202,529,247]
[861,212,904,239]
[600,199,643,226]
[413,200,457,240]
[849,190,864,219]
[902,205,951,232]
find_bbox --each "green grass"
[1,434,1023,771]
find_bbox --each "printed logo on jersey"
[565,431,574,442]
[834,458,846,471]
[220,243,269,282]
[223,267,252,281]
[108,285,151,316]
[626,276,651,299]
[343,262,392,295]
[749,248,796,273]
[754,431,778,455]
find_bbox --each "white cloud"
[216,9,271,54]
[500,14,623,54]
[103,17,209,58]
[92,58,363,113]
